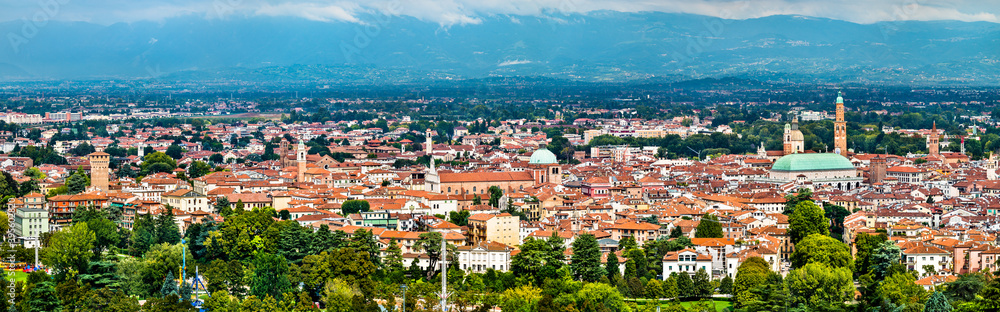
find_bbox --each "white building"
[457,241,514,273]
[14,208,48,248]
[904,245,951,276]
[662,248,713,279]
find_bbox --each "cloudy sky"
[2,0,998,25]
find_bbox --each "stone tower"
[834,91,848,156]
[928,122,940,156]
[296,140,306,183]
[88,151,111,192]
[279,140,290,164]
[870,155,887,184]
[425,129,433,155]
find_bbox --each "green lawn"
[5,271,28,283]
[627,298,732,312]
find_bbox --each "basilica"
[762,92,864,190]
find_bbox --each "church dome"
[771,153,854,172]
[789,130,804,141]
[529,148,558,165]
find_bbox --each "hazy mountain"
[1,12,998,84]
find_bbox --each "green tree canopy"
[42,222,95,278]
[570,234,605,282]
[790,233,854,271]
[341,200,370,215]
[785,262,855,307]
[788,200,830,245]
[695,214,724,238]
[734,257,772,308]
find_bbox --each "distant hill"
[0,12,998,84]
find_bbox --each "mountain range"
[1,12,998,85]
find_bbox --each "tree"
[166,144,185,159]
[42,222,95,278]
[78,287,141,311]
[350,228,381,266]
[278,210,291,220]
[142,243,195,298]
[204,260,247,298]
[787,200,830,245]
[734,257,771,308]
[160,270,179,297]
[854,232,888,278]
[130,214,157,256]
[206,206,278,261]
[341,200,370,215]
[943,274,984,302]
[570,234,605,282]
[575,282,628,311]
[209,153,224,164]
[669,226,684,238]
[790,233,854,271]
[662,275,678,300]
[693,268,713,298]
[924,291,952,312]
[676,272,694,299]
[743,272,789,312]
[511,236,564,286]
[449,210,471,226]
[500,285,542,312]
[619,236,638,252]
[877,272,927,307]
[414,232,447,280]
[323,278,361,312]
[719,275,733,296]
[605,251,620,281]
[488,186,503,207]
[646,279,663,299]
[214,196,232,216]
[23,281,62,312]
[870,240,903,281]
[695,214,723,238]
[24,167,44,179]
[250,252,293,301]
[824,203,851,240]
[964,276,1000,311]
[188,161,212,179]
[784,188,813,214]
[785,262,854,307]
[65,167,90,194]
[142,151,178,174]
[156,208,182,245]
[84,218,119,256]
[384,239,404,271]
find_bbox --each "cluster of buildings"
[0,93,996,289]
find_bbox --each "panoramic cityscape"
[1,0,1000,311]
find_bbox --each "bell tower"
[928,122,940,156]
[834,91,848,156]
[297,140,306,183]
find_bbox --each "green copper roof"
[529,148,558,165]
[836,91,843,104]
[771,153,854,171]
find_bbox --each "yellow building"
[468,213,521,247]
